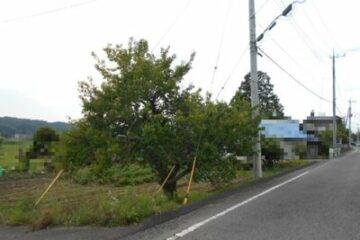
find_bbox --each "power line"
[151,0,193,52]
[209,0,232,93]
[254,0,272,16]
[258,47,330,103]
[310,0,343,51]
[215,47,249,100]
[275,0,327,64]
[264,31,332,104]
[299,7,332,52]
[0,0,101,25]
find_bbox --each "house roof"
[260,119,307,140]
[305,116,342,122]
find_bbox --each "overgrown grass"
[0,186,179,229]
[72,164,156,186]
[0,160,310,229]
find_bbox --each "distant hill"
[0,116,71,138]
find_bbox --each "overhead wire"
[310,0,343,51]
[275,0,327,63]
[215,47,248,100]
[151,0,193,52]
[258,47,330,103]
[254,0,272,16]
[299,7,332,52]
[209,0,232,94]
[274,0,336,115]
[0,0,101,25]
[214,0,271,100]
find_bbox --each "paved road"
[124,151,360,240]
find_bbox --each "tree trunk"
[163,178,177,199]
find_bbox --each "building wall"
[307,143,319,159]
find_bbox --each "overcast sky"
[1,0,360,129]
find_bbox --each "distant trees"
[319,121,349,155]
[61,38,258,197]
[0,117,70,138]
[29,126,59,158]
[232,71,284,119]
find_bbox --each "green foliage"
[29,126,59,158]
[319,121,349,155]
[233,71,284,119]
[72,164,156,186]
[1,187,179,228]
[319,130,332,155]
[8,198,38,225]
[261,137,283,168]
[53,121,111,169]
[62,38,258,197]
[337,120,349,144]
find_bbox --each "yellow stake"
[183,157,197,205]
[34,169,64,207]
[155,165,175,195]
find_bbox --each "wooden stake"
[183,157,197,205]
[34,169,64,207]
[154,165,175,195]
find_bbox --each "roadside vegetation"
[0,38,312,229]
[0,160,309,229]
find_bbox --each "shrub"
[261,137,283,168]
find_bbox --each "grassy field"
[0,140,45,172]
[0,160,310,229]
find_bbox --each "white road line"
[166,171,309,240]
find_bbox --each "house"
[260,119,307,160]
[302,111,342,157]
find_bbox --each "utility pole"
[332,50,337,152]
[249,0,262,178]
[331,50,345,155]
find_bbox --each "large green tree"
[64,38,258,197]
[232,71,284,119]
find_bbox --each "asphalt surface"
[124,150,360,240]
[2,151,360,240]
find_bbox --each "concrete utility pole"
[332,50,337,151]
[248,0,262,178]
[331,50,345,154]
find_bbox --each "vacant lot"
[0,160,310,230]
